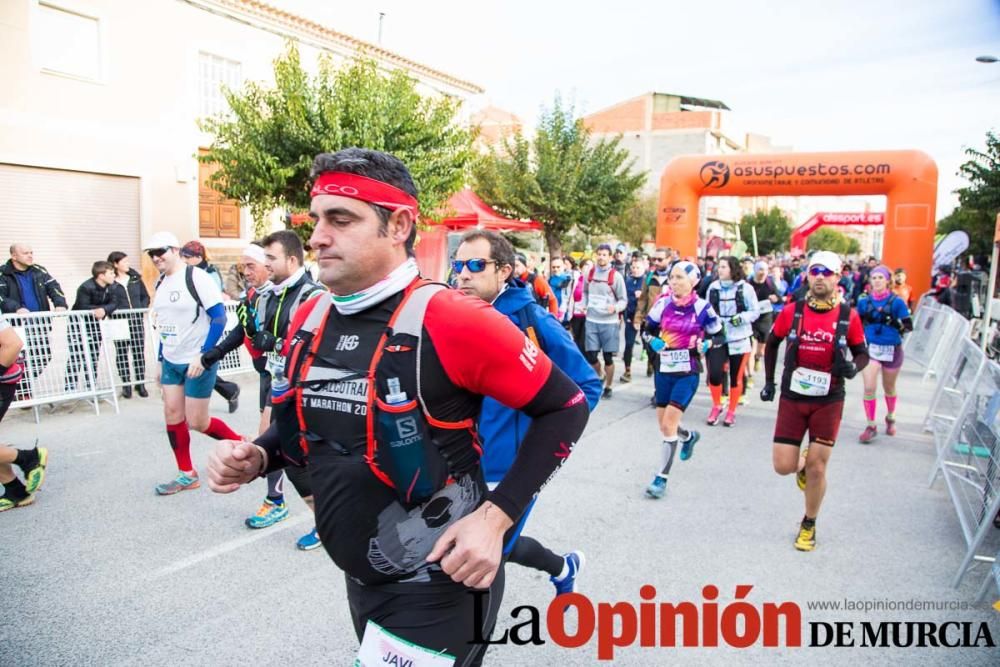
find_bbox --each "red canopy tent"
[414,189,542,280]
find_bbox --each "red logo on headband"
[310,172,418,215]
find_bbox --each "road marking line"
[148,513,312,580]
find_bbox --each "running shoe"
[602,387,613,399]
[228,385,241,414]
[297,527,322,551]
[0,493,34,512]
[794,522,817,552]
[739,393,748,405]
[620,370,631,384]
[679,430,701,461]
[706,405,722,426]
[859,425,878,444]
[796,447,808,491]
[723,411,736,427]
[551,551,585,597]
[884,416,897,436]
[155,471,200,496]
[745,376,755,389]
[645,476,667,499]
[754,358,761,373]
[245,498,289,529]
[23,447,48,495]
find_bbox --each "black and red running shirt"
[274,283,564,585]
[771,303,865,403]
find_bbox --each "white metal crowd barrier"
[915,298,1000,591]
[904,294,972,382]
[7,304,255,422]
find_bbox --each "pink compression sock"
[885,393,897,417]
[863,393,877,424]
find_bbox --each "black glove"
[832,353,858,379]
[760,383,776,402]
[201,347,222,368]
[253,330,278,352]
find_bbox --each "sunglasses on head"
[146,247,171,259]
[452,258,497,274]
[808,266,835,277]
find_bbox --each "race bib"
[758,299,773,313]
[659,348,691,374]
[266,351,285,376]
[355,620,455,667]
[157,323,178,338]
[870,343,896,363]
[790,367,831,397]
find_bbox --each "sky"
[276,0,1000,216]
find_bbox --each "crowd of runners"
[0,147,920,665]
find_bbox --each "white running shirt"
[152,266,223,364]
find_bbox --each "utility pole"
[378,12,385,45]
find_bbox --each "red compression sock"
[203,417,241,441]
[166,421,192,472]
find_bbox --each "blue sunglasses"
[452,258,497,274]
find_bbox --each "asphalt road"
[2,351,999,666]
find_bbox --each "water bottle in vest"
[377,377,439,504]
[271,367,291,401]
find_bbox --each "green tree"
[807,227,861,255]
[199,44,474,238]
[937,130,1000,257]
[471,97,645,259]
[607,194,658,248]
[738,207,792,255]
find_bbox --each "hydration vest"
[273,280,483,504]
[709,281,750,316]
[784,298,852,368]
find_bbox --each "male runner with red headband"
[205,148,589,665]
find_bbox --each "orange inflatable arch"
[656,150,938,297]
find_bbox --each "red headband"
[310,171,418,214]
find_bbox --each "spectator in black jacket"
[64,261,117,392]
[0,244,68,395]
[108,251,151,398]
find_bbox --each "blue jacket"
[625,272,645,319]
[480,282,602,484]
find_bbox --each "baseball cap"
[180,240,206,258]
[753,260,768,273]
[143,231,180,250]
[615,243,627,252]
[808,250,842,274]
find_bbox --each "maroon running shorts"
[773,397,845,447]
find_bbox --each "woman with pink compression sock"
[856,265,913,443]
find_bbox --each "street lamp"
[975,55,998,63]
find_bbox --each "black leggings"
[346,568,505,667]
[508,535,564,577]
[570,317,586,355]
[0,382,14,423]
[706,345,749,390]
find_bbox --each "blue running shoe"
[551,551,585,597]
[155,471,200,496]
[645,475,667,499]
[679,430,701,461]
[297,527,322,551]
[245,498,289,529]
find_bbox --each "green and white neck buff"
[330,258,420,315]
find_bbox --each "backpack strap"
[185,265,204,324]
[514,304,545,354]
[834,301,852,349]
